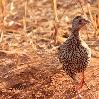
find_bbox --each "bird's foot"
[83,80,90,90]
[74,79,90,99]
[76,76,90,91]
[77,95,82,99]
[75,88,82,99]
[77,93,82,99]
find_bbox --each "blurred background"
[0,0,99,99]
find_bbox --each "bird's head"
[72,16,90,32]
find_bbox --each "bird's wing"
[58,44,73,64]
[80,41,91,58]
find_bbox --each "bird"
[58,16,91,94]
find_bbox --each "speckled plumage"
[58,16,91,80]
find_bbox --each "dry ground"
[0,0,99,99]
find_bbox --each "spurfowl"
[58,16,91,93]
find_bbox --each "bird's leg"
[80,71,90,90]
[74,71,90,98]
[74,71,85,98]
[77,71,85,90]
[76,71,90,92]
[72,75,82,98]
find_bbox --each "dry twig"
[51,0,59,45]
[77,0,90,40]
[0,0,6,42]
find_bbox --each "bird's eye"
[79,20,82,23]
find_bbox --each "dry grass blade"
[93,14,98,38]
[77,0,87,17]
[52,0,58,22]
[23,0,27,33]
[77,0,90,40]
[51,0,59,45]
[96,0,99,8]
[0,1,98,99]
[87,3,97,38]
[0,0,6,42]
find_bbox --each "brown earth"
[0,0,99,99]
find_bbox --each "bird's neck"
[69,30,81,45]
[71,29,80,38]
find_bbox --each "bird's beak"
[83,19,90,24]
